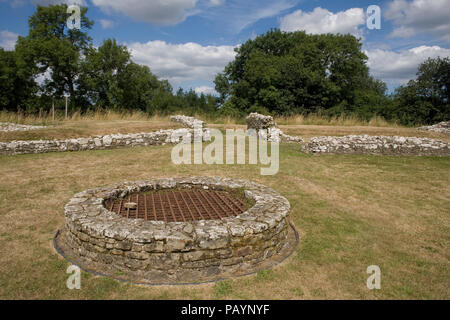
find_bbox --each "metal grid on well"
[105,189,245,222]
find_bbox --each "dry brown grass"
[0,119,449,299]
[209,123,450,143]
[4,110,448,142]
[0,118,182,142]
[0,109,155,124]
[0,110,183,142]
[274,114,396,127]
[195,113,401,127]
[280,124,450,142]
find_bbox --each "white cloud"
[30,0,86,5]
[0,0,26,7]
[209,0,223,6]
[280,7,365,37]
[0,30,19,50]
[1,0,86,8]
[389,25,416,38]
[99,19,115,29]
[91,0,198,25]
[385,0,450,42]
[199,0,297,33]
[195,86,217,95]
[366,45,450,85]
[233,1,296,33]
[128,40,236,84]
[27,0,294,33]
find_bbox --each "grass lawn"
[0,120,448,299]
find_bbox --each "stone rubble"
[418,121,450,134]
[246,113,304,143]
[170,115,207,129]
[56,176,292,284]
[246,113,276,130]
[303,135,450,156]
[170,114,211,142]
[0,122,47,132]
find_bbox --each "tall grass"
[0,110,53,125]
[67,109,158,121]
[274,114,399,127]
[0,109,401,128]
[0,109,158,125]
[201,113,399,127]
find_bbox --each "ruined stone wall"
[304,135,450,156]
[418,121,450,134]
[0,122,47,132]
[0,129,209,156]
[246,113,276,130]
[170,115,207,129]
[246,113,304,143]
[58,177,291,284]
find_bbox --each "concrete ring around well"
[54,176,298,285]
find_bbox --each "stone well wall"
[304,135,450,156]
[0,128,210,156]
[56,176,293,284]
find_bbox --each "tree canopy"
[392,57,450,125]
[16,4,93,107]
[0,48,38,111]
[215,29,386,116]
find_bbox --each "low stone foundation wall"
[418,121,450,134]
[0,122,47,132]
[304,135,450,156]
[0,128,209,156]
[55,176,295,284]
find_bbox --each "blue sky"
[1,0,450,94]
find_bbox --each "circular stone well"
[54,176,297,284]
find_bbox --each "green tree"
[215,29,379,116]
[393,57,450,125]
[16,4,94,109]
[80,39,131,109]
[0,48,38,111]
[3,4,218,115]
[80,38,179,113]
[119,62,171,113]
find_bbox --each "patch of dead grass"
[0,119,182,142]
